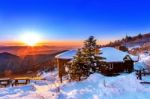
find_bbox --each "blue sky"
[0,0,150,43]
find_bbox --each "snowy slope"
[1,71,150,99]
[0,70,61,99]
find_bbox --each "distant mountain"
[105,33,150,49]
[0,46,74,56]
[0,52,22,74]
[0,50,65,75]
[0,52,20,59]
[123,33,150,48]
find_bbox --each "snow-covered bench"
[12,77,30,86]
[0,78,11,87]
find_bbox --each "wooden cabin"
[99,47,137,75]
[55,47,138,82]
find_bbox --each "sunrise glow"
[20,32,42,46]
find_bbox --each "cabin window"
[109,64,113,69]
[64,64,69,72]
[65,66,69,72]
[101,63,107,67]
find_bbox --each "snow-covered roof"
[55,49,77,59]
[55,47,138,62]
[100,47,138,62]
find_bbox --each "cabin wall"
[100,61,134,75]
[111,62,124,73]
[56,58,70,82]
[56,59,134,82]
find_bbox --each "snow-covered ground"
[0,52,150,99]
[134,52,150,70]
[59,73,150,99]
[139,53,150,67]
[0,70,62,99]
[1,71,150,99]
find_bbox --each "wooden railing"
[136,69,150,84]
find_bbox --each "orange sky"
[0,40,109,47]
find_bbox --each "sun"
[20,33,41,46]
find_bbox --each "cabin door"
[124,61,133,73]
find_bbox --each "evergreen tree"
[69,49,84,80]
[125,35,132,41]
[137,33,142,39]
[68,36,105,81]
[82,36,104,75]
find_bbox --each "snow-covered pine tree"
[68,36,105,81]
[82,36,104,75]
[69,49,84,81]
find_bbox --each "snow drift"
[134,52,150,70]
[59,73,150,99]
